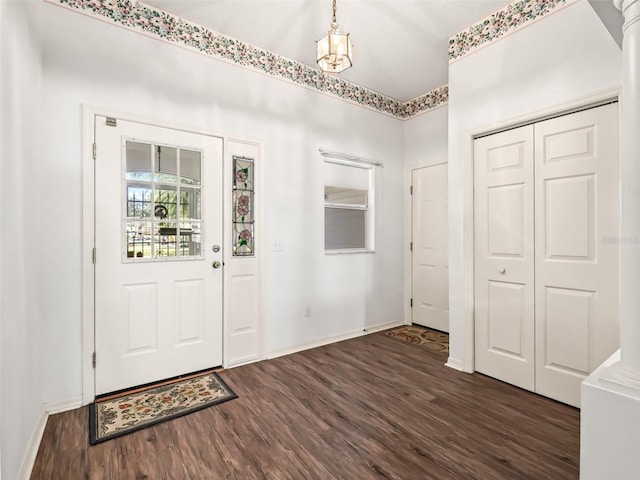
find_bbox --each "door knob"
[498,267,506,274]
[212,261,221,269]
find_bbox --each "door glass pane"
[155,185,177,220]
[181,187,201,220]
[155,222,178,258]
[181,149,201,185]
[125,221,152,258]
[126,141,152,181]
[155,145,177,183]
[127,184,152,218]
[180,221,201,256]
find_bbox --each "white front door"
[94,116,224,395]
[411,164,449,332]
[474,125,536,391]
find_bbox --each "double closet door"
[474,103,619,407]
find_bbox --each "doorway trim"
[81,105,264,404]
[450,87,621,375]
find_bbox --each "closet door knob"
[498,267,506,274]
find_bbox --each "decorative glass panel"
[123,141,203,262]
[233,156,254,191]
[233,190,253,223]
[233,223,254,256]
[232,156,255,256]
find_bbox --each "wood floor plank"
[31,331,580,479]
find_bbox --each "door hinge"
[92,247,97,264]
[106,117,117,127]
[410,298,413,308]
[410,185,413,195]
[92,143,97,160]
[410,242,413,251]
[92,352,96,368]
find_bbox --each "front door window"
[124,141,203,260]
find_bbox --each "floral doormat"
[385,325,449,355]
[89,371,237,445]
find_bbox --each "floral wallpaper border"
[46,0,450,119]
[449,0,581,62]
[48,0,577,116]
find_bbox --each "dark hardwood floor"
[31,330,580,479]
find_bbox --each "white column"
[611,0,640,383]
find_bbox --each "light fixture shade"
[316,29,353,73]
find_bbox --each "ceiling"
[144,0,510,102]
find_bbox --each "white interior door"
[411,164,449,332]
[94,116,224,395]
[534,104,619,407]
[474,125,536,391]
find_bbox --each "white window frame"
[324,157,375,254]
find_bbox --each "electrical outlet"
[304,305,311,317]
[273,240,283,251]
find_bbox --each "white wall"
[39,2,405,404]
[0,1,44,478]
[404,106,448,170]
[447,0,622,372]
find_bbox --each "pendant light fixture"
[316,0,353,73]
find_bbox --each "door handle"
[212,261,222,269]
[498,267,506,274]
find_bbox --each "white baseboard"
[45,396,83,415]
[226,355,262,369]
[267,328,364,360]
[17,405,47,480]
[445,356,465,372]
[16,396,84,480]
[266,319,407,361]
[363,319,406,334]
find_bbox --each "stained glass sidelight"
[232,156,255,256]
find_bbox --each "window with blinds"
[324,159,373,252]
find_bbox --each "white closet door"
[534,104,619,407]
[411,164,449,332]
[474,125,535,391]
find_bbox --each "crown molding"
[44,0,449,119]
[449,0,581,62]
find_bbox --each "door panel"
[474,125,535,391]
[94,116,224,395]
[412,164,449,332]
[474,104,619,407]
[534,104,619,407]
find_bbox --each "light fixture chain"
[332,0,337,25]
